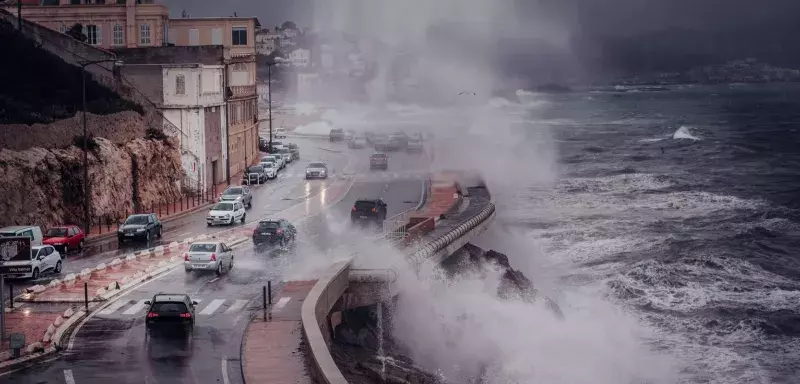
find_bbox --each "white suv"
[2,245,63,280]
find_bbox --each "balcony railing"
[226,85,256,99]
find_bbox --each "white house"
[288,48,311,68]
[160,64,227,190]
[255,29,279,55]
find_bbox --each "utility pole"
[268,63,273,150]
[224,63,231,185]
[17,0,22,30]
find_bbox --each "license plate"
[360,215,368,218]
[261,233,271,236]
[193,264,205,268]
[125,233,134,236]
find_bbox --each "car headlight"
[53,242,63,245]
[223,214,231,219]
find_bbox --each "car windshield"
[212,202,234,211]
[125,215,149,225]
[355,201,377,210]
[278,149,290,154]
[371,154,386,158]
[45,228,68,237]
[262,162,275,168]
[151,302,189,313]
[331,129,343,133]
[189,243,217,252]
[223,187,242,195]
[288,144,298,149]
[308,162,326,168]
[257,221,280,230]
[261,157,274,163]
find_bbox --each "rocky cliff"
[0,115,183,229]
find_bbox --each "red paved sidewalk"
[242,281,316,384]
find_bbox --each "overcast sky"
[161,0,800,36]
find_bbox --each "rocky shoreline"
[330,243,560,383]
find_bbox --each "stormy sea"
[488,83,800,384]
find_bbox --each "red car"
[43,225,85,253]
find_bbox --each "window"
[140,23,151,45]
[112,24,124,45]
[167,28,176,44]
[175,74,186,95]
[189,28,199,46]
[231,27,247,46]
[211,28,222,45]
[86,24,101,45]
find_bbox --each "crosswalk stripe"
[273,297,291,311]
[122,299,148,315]
[225,299,249,314]
[200,299,226,315]
[98,299,132,315]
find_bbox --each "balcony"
[226,85,256,99]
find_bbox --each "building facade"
[168,16,260,178]
[255,28,278,56]
[4,0,169,49]
[288,48,310,68]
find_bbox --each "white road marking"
[98,299,131,315]
[273,297,291,311]
[176,232,191,238]
[225,299,249,314]
[221,359,230,384]
[121,299,148,315]
[208,277,220,283]
[64,369,76,384]
[200,299,226,315]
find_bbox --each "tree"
[281,21,297,31]
[65,23,87,42]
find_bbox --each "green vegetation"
[0,19,142,125]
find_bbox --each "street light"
[78,59,124,234]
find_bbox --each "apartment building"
[168,16,260,177]
[4,0,169,49]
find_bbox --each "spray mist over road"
[279,1,685,383]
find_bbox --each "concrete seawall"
[301,179,496,383]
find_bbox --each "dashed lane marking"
[225,299,249,314]
[98,298,131,315]
[64,369,76,384]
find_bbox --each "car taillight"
[276,229,283,235]
[184,253,189,261]
[210,253,216,261]
[352,206,356,211]
[372,208,377,212]
[179,312,192,318]
[147,312,159,318]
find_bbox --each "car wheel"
[78,240,84,251]
[145,231,151,242]
[55,260,62,274]
[31,268,40,280]
[229,257,234,270]
[157,227,162,238]
[229,217,234,225]
[216,263,223,276]
[241,213,246,223]
[247,201,252,209]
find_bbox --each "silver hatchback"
[183,241,234,275]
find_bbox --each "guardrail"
[303,185,497,384]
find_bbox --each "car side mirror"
[192,301,199,306]
[144,301,151,305]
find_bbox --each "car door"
[221,243,232,265]
[146,215,155,235]
[44,246,59,270]
[235,202,244,219]
[36,247,52,272]
[243,187,251,205]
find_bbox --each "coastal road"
[1,138,353,302]
[0,176,426,384]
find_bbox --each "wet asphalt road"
[0,140,431,383]
[1,138,354,303]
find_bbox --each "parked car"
[265,154,284,169]
[258,137,269,152]
[349,137,367,148]
[351,198,388,224]
[276,148,293,164]
[370,153,389,170]
[373,135,390,151]
[219,185,252,208]
[0,244,62,280]
[118,213,162,243]
[183,241,234,274]
[260,161,278,179]
[274,127,287,139]
[43,225,85,253]
[406,137,424,152]
[252,219,296,247]
[287,143,300,160]
[388,132,409,148]
[0,226,43,246]
[329,128,345,141]
[144,294,198,336]
[386,136,404,151]
[242,165,268,185]
[305,162,329,179]
[206,201,246,226]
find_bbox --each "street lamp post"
[268,63,273,150]
[79,59,123,234]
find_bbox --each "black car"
[369,153,388,170]
[118,213,162,243]
[144,294,197,336]
[351,198,387,224]
[330,128,345,142]
[242,165,268,185]
[252,219,297,247]
[258,137,269,152]
[287,143,300,160]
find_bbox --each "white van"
[0,226,44,246]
